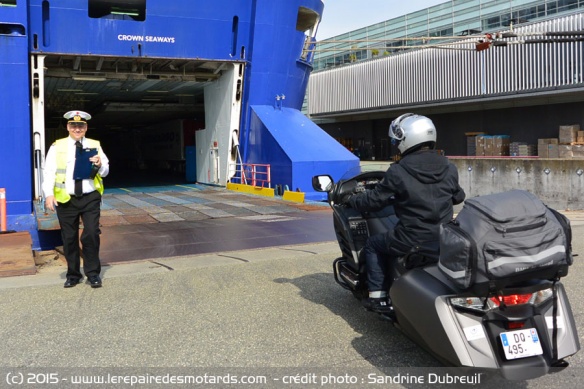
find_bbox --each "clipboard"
[73,148,98,179]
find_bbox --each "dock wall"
[450,158,584,210]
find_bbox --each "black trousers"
[363,232,393,292]
[55,191,102,280]
[362,216,401,292]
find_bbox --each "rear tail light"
[490,294,532,306]
[450,288,553,313]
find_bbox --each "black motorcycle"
[312,164,580,380]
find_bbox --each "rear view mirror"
[312,175,333,192]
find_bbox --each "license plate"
[500,328,543,360]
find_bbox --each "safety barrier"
[228,163,271,188]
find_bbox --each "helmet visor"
[389,113,415,142]
[389,122,405,141]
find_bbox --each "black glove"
[340,193,354,205]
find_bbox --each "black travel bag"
[438,190,572,294]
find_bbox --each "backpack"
[438,189,572,294]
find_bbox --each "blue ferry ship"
[0,0,358,245]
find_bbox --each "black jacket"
[349,149,465,249]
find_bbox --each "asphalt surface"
[0,219,583,388]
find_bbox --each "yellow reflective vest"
[53,138,104,203]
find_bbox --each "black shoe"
[64,278,81,288]
[362,297,394,315]
[88,275,102,288]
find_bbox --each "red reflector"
[490,294,533,306]
[507,321,526,330]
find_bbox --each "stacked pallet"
[475,135,510,156]
[538,124,584,158]
[538,138,559,158]
[558,124,584,158]
[510,142,537,156]
[465,132,485,156]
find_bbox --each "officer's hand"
[89,155,101,167]
[45,196,58,212]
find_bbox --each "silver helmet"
[388,113,437,154]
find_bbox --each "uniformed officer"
[42,110,110,288]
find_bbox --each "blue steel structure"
[0,0,358,248]
[0,2,30,221]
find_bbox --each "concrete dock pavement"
[0,231,582,388]
[0,241,341,290]
[0,209,583,388]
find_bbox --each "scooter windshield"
[340,163,393,180]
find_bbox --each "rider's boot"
[362,296,394,315]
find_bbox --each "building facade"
[314,0,584,70]
[305,2,584,208]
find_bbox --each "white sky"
[317,0,449,40]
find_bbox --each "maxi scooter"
[312,164,580,381]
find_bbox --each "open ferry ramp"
[94,184,334,264]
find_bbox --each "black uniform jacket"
[349,149,466,249]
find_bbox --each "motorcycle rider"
[347,113,466,314]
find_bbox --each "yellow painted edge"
[226,182,275,197]
[282,190,305,203]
